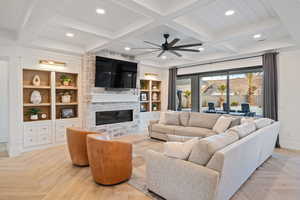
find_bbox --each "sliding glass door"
[229,70,263,116]
[199,73,228,113]
[176,77,192,111]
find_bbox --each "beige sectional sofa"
[148,112,239,141]
[146,112,280,200]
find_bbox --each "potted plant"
[60,74,72,86]
[26,108,41,120]
[183,90,191,108]
[60,91,73,103]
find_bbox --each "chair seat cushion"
[152,124,179,135]
[174,126,217,137]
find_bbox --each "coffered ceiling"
[0,0,299,67]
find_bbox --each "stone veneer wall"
[82,51,141,137]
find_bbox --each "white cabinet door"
[55,119,80,143]
[24,126,38,147]
[38,125,52,145]
[24,123,52,148]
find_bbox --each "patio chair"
[204,102,216,113]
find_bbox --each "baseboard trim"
[0,136,8,143]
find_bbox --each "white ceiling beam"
[17,0,39,39]
[18,0,75,43]
[87,0,217,52]
[266,0,300,46]
[50,15,112,40]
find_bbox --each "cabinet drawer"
[38,133,51,145]
[24,130,38,147]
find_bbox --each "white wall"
[278,49,300,150]
[0,60,9,143]
[177,57,262,75]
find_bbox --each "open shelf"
[140,79,162,112]
[24,103,51,107]
[23,69,52,122]
[55,72,79,119]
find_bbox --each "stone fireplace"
[82,52,141,137]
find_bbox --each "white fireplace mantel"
[90,93,139,103]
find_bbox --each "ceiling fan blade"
[144,41,161,48]
[168,38,180,47]
[169,50,182,57]
[136,50,161,56]
[171,49,200,52]
[172,43,202,48]
[157,50,166,57]
[131,47,161,50]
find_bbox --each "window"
[200,73,228,113]
[229,70,263,116]
[176,66,264,117]
[176,77,192,111]
[198,67,263,117]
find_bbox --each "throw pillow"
[164,137,199,160]
[213,116,232,133]
[159,111,174,124]
[188,131,239,165]
[226,122,256,139]
[179,112,190,126]
[254,118,273,129]
[241,117,254,124]
[188,112,221,129]
[164,112,180,126]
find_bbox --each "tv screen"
[95,56,137,88]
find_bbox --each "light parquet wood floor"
[0,135,299,200]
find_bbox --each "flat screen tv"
[95,56,137,89]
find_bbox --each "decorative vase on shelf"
[30,114,39,121]
[61,95,71,103]
[153,86,157,90]
[30,90,42,104]
[153,105,157,111]
[32,75,41,86]
[152,92,158,101]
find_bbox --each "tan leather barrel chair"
[87,134,132,185]
[66,127,99,166]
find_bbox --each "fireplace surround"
[96,110,133,125]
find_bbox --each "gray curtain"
[263,52,279,147]
[168,67,177,110]
[191,75,199,112]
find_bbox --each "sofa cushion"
[152,124,178,135]
[167,134,201,142]
[212,116,232,133]
[164,112,180,126]
[159,111,173,124]
[230,117,241,128]
[241,117,255,124]
[226,122,256,139]
[178,112,190,126]
[164,137,199,160]
[174,126,217,137]
[188,112,221,129]
[254,118,273,129]
[188,131,239,165]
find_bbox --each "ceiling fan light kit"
[135,33,203,57]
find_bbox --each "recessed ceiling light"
[253,34,262,39]
[65,32,74,38]
[161,55,167,59]
[124,47,131,51]
[96,8,106,15]
[198,47,205,51]
[225,10,235,16]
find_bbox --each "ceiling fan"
[133,34,203,57]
